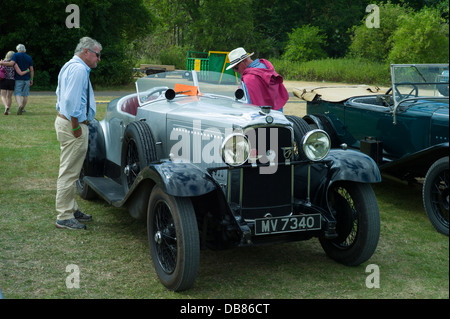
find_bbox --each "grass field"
[273,58,391,87]
[0,95,448,299]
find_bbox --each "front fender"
[295,149,381,206]
[85,119,106,177]
[326,149,382,184]
[140,161,218,197]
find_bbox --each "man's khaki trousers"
[55,116,89,220]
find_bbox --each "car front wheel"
[319,182,380,266]
[147,186,200,291]
[423,157,449,236]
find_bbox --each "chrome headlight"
[302,130,331,161]
[221,133,250,166]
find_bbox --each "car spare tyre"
[121,120,158,193]
[285,115,312,160]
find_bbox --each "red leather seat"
[122,96,139,116]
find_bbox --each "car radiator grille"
[228,126,294,220]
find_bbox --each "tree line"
[0,0,448,88]
[0,0,153,88]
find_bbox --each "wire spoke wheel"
[320,182,380,266]
[153,200,177,273]
[331,186,359,249]
[148,186,200,291]
[423,157,449,236]
[125,139,140,189]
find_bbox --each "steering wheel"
[386,82,419,102]
[384,87,396,111]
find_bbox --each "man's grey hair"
[74,37,102,56]
[16,44,26,52]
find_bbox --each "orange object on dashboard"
[174,83,200,96]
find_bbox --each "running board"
[83,176,125,206]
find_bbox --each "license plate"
[254,214,321,235]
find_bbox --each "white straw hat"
[226,47,254,70]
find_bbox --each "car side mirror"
[235,88,245,100]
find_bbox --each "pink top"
[1,65,15,80]
[242,59,289,111]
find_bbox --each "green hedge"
[272,58,391,86]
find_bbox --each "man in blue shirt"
[0,44,34,114]
[54,36,101,230]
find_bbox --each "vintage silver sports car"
[77,70,382,291]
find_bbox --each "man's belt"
[57,113,90,126]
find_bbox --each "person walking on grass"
[0,44,34,115]
[54,36,101,230]
[0,51,30,115]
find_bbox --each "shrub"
[282,25,327,62]
[348,2,449,64]
[158,46,188,69]
[31,70,52,90]
[348,2,410,62]
[388,7,449,63]
[93,41,134,86]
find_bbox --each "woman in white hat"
[227,47,289,112]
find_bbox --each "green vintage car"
[297,64,449,235]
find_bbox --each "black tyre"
[320,182,380,266]
[285,115,312,160]
[423,157,449,236]
[121,121,158,193]
[147,186,200,291]
[77,164,97,200]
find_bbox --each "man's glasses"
[233,63,240,71]
[88,49,101,58]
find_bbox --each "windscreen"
[391,64,449,102]
[136,70,242,106]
